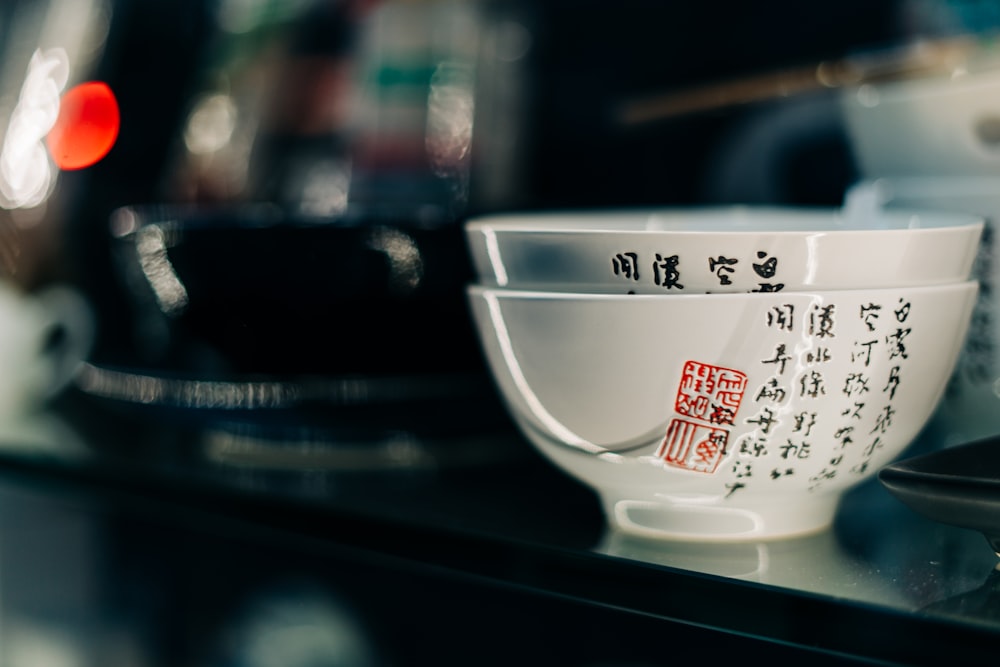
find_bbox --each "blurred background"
[0,0,982,370]
[0,2,996,667]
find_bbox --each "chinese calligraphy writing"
[609,249,785,291]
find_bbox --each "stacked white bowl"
[464,206,983,541]
[841,56,1000,446]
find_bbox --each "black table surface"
[0,386,998,667]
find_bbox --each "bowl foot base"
[604,494,840,542]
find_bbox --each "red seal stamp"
[674,361,748,425]
[658,418,729,473]
[659,361,748,473]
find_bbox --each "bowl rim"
[466,279,980,302]
[464,205,984,235]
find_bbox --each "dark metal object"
[879,436,1000,556]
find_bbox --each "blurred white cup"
[0,282,93,417]
[841,64,1000,178]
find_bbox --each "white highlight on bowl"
[484,290,600,453]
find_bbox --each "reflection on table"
[0,393,995,665]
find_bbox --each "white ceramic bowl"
[841,64,1000,177]
[465,206,983,294]
[468,281,978,541]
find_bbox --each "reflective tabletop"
[0,387,997,666]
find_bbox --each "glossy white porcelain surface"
[468,282,978,541]
[465,206,982,294]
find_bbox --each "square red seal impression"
[674,360,748,426]
[658,419,730,473]
[658,361,748,473]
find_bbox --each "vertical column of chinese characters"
[722,303,795,497]
[786,303,839,491]
[760,303,835,493]
[849,298,912,477]
[657,360,748,475]
[823,302,882,489]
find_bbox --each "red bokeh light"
[46,81,120,170]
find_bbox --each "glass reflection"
[134,224,189,316]
[203,425,437,472]
[75,363,303,410]
[921,563,1000,627]
[365,226,422,293]
[199,420,527,476]
[425,61,474,177]
[213,581,380,667]
[597,527,910,607]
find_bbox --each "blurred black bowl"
[80,203,516,446]
[107,203,484,377]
